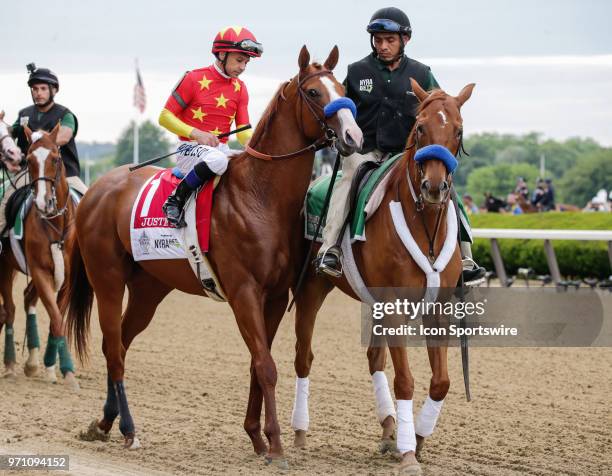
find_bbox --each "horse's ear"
[0,110,4,121]
[49,121,61,144]
[24,125,33,144]
[324,45,339,71]
[410,78,429,103]
[456,83,475,107]
[298,45,310,71]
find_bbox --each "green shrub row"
[470,213,611,279]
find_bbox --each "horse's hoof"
[380,437,398,455]
[3,364,17,379]
[398,451,422,476]
[415,435,425,462]
[264,456,289,470]
[63,372,80,392]
[45,366,57,384]
[124,436,141,450]
[24,362,40,377]
[79,420,110,442]
[294,429,307,448]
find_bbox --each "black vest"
[15,104,80,178]
[345,54,432,154]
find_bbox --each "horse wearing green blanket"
[0,123,78,390]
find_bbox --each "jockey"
[160,26,262,227]
[0,63,86,234]
[316,7,485,284]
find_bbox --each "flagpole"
[133,116,139,165]
[133,58,140,165]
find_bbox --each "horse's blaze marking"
[320,76,358,142]
[32,146,51,209]
[438,110,447,127]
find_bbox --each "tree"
[466,162,540,204]
[557,151,612,206]
[114,120,172,167]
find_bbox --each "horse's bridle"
[29,150,71,220]
[245,69,338,161]
[399,113,468,263]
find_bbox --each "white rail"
[472,228,612,286]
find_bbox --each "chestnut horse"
[0,124,79,389]
[64,46,363,466]
[291,80,475,475]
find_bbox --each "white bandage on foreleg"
[291,377,310,431]
[50,242,65,291]
[372,371,396,423]
[415,396,444,437]
[396,399,416,454]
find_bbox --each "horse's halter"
[399,105,468,263]
[245,69,338,161]
[28,147,70,220]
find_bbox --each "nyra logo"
[359,78,373,93]
[154,237,181,249]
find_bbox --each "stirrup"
[316,247,343,278]
[162,200,187,228]
[461,258,486,287]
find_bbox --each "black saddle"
[2,185,32,236]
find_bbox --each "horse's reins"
[245,69,338,161]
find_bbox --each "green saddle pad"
[305,154,402,241]
[305,154,473,243]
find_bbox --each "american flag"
[133,65,146,113]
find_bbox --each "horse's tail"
[63,237,94,363]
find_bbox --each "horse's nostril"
[421,180,430,192]
[440,180,449,192]
[344,131,356,147]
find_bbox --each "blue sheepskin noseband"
[323,97,357,118]
[414,144,458,173]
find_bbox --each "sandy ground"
[1,275,611,475]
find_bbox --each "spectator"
[463,194,479,215]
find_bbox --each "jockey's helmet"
[212,27,263,58]
[26,63,60,90]
[366,7,412,39]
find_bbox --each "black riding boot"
[163,161,218,228]
[162,179,195,228]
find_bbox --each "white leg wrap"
[50,242,64,291]
[396,399,416,454]
[371,371,396,423]
[415,396,444,437]
[291,377,310,431]
[26,347,40,365]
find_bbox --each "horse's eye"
[456,128,463,139]
[307,89,319,98]
[416,124,425,135]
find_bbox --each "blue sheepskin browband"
[324,97,357,118]
[414,144,458,173]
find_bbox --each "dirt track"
[1,275,611,475]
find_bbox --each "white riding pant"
[321,150,386,251]
[173,142,231,178]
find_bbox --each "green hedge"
[470,212,612,279]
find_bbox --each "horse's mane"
[248,63,325,149]
[248,82,287,148]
